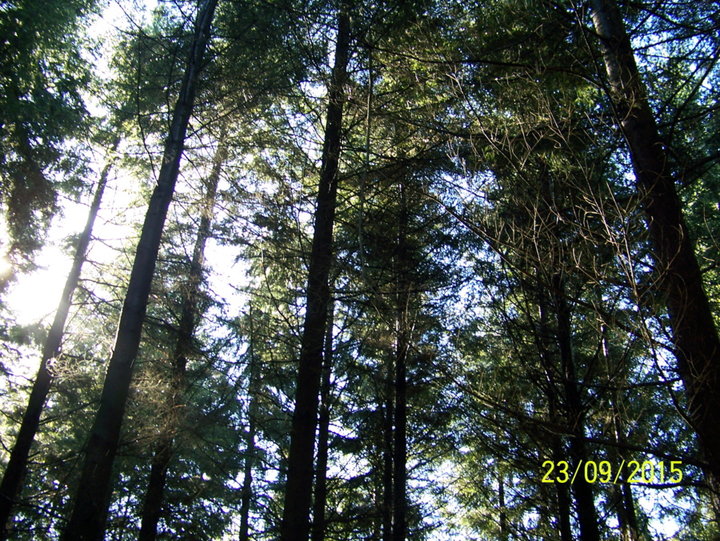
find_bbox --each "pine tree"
[0,135,118,540]
[589,0,720,504]
[61,2,218,538]
[280,4,351,539]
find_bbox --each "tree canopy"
[1,0,719,539]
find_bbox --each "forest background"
[0,0,719,539]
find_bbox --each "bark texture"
[60,2,218,539]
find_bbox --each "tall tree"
[0,135,118,540]
[279,4,351,539]
[137,135,226,541]
[60,1,218,538]
[589,0,720,496]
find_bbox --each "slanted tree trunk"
[279,5,350,540]
[310,299,335,541]
[138,137,225,541]
[0,137,119,541]
[589,0,720,492]
[60,2,218,539]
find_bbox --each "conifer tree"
[0,136,118,540]
[589,0,720,498]
[61,2,218,538]
[0,0,96,263]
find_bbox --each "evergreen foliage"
[1,0,719,539]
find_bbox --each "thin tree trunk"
[590,0,720,492]
[382,357,394,541]
[541,318,575,541]
[279,6,350,540]
[310,299,335,541]
[552,273,600,541]
[373,481,382,541]
[391,331,407,541]
[601,326,642,541]
[61,2,217,539]
[137,137,225,541]
[538,277,574,541]
[137,442,172,541]
[533,175,579,541]
[609,450,641,541]
[497,470,508,540]
[392,180,409,541]
[238,411,257,541]
[238,316,260,541]
[552,436,574,541]
[0,137,118,540]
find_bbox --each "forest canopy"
[1,0,719,539]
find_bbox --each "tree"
[0,0,95,264]
[3,0,719,537]
[0,134,118,540]
[279,4,351,539]
[60,1,218,538]
[137,134,226,541]
[589,0,720,502]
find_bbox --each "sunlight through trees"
[1,0,719,539]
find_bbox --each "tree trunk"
[137,137,225,541]
[589,0,720,490]
[537,274,574,541]
[239,304,262,541]
[601,326,642,541]
[0,137,118,541]
[552,273,600,541]
[552,436,574,541]
[238,411,257,541]
[310,299,335,541]
[60,2,218,539]
[497,470,508,540]
[392,180,409,541]
[238,333,260,541]
[279,5,350,540]
[382,356,394,541]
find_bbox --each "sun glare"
[5,246,70,327]
[0,254,11,282]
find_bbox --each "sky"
[3,0,157,331]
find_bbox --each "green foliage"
[0,0,96,258]
[2,0,720,538]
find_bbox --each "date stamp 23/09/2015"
[540,459,684,485]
